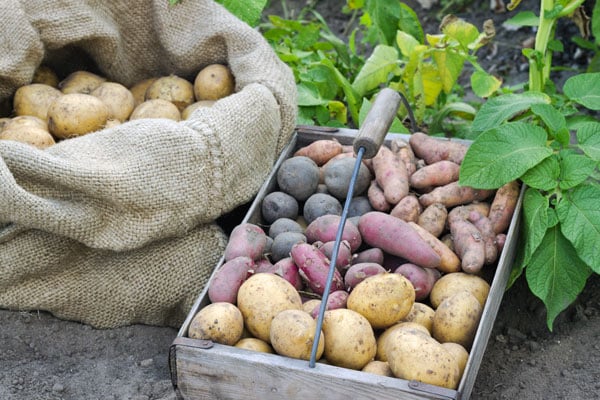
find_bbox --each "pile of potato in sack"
[188,133,520,390]
[0,0,296,329]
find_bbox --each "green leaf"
[299,64,339,100]
[526,225,592,331]
[432,50,465,94]
[502,11,539,27]
[441,17,480,49]
[216,0,268,27]
[398,3,424,44]
[563,73,600,110]
[351,45,399,97]
[521,188,549,267]
[319,58,361,126]
[470,70,502,98]
[521,154,560,191]
[530,103,566,132]
[365,0,402,45]
[471,92,551,132]
[593,0,600,45]
[576,122,600,161]
[396,30,420,58]
[558,150,598,190]
[556,184,600,273]
[459,122,553,189]
[296,83,328,106]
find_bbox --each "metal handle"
[353,88,402,159]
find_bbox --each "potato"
[417,202,448,238]
[402,302,435,333]
[347,273,415,329]
[236,273,303,342]
[372,145,409,205]
[323,157,372,199]
[181,100,215,119]
[270,309,324,361]
[322,308,377,370]
[351,247,384,266]
[234,337,274,353]
[307,290,348,318]
[47,93,110,139]
[188,302,244,346]
[441,342,469,381]
[294,139,343,166]
[385,327,460,389]
[376,322,430,362]
[302,299,322,315]
[432,290,483,349]
[409,160,461,189]
[194,64,235,101]
[290,242,344,295]
[91,82,135,122]
[429,272,490,309]
[13,83,63,120]
[393,263,436,302]
[145,75,195,112]
[408,131,468,165]
[4,115,48,131]
[389,194,422,223]
[59,70,106,94]
[347,196,373,218]
[361,360,393,377]
[31,65,59,87]
[129,77,159,107]
[224,223,268,262]
[0,126,56,149]
[316,240,352,272]
[304,214,362,252]
[264,257,304,290]
[344,262,386,291]
[270,231,307,262]
[207,256,255,304]
[129,99,181,121]
[261,192,300,224]
[302,193,342,225]
[267,217,303,239]
[276,156,320,202]
[0,117,11,132]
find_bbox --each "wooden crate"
[169,127,524,400]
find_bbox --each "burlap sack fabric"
[0,0,297,328]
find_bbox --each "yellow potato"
[181,100,215,120]
[322,308,377,370]
[270,309,324,361]
[347,273,415,329]
[194,64,235,101]
[31,65,59,87]
[13,83,63,120]
[302,299,321,315]
[188,302,244,346]
[361,360,393,377]
[129,77,159,107]
[376,322,429,362]
[47,93,110,139]
[59,70,106,94]
[234,338,274,353]
[91,82,135,122]
[441,342,469,381]
[236,273,302,343]
[429,272,490,309]
[432,290,483,349]
[145,75,195,112]
[385,328,460,389]
[104,119,122,129]
[0,117,11,132]
[129,99,181,121]
[4,115,48,132]
[0,126,55,149]
[402,302,435,333]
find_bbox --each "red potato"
[419,182,495,208]
[208,256,255,304]
[304,214,362,252]
[447,203,491,223]
[408,132,469,165]
[496,233,507,253]
[488,180,520,234]
[358,212,441,269]
[290,242,344,295]
[294,139,343,166]
[394,263,439,301]
[317,240,353,273]
[352,247,385,266]
[390,138,417,177]
[372,145,409,205]
[254,257,274,271]
[224,223,268,262]
[418,203,448,238]
[255,257,304,291]
[468,211,499,265]
[367,179,392,212]
[308,290,349,318]
[449,218,486,274]
[408,222,461,273]
[344,262,387,290]
[390,194,422,223]
[409,160,461,189]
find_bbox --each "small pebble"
[140,358,154,367]
[52,383,65,392]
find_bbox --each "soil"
[1,1,599,399]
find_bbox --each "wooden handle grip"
[353,88,402,159]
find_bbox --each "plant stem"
[530,0,555,92]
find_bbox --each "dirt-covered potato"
[129,99,181,121]
[262,191,300,224]
[302,193,342,224]
[31,65,59,87]
[347,273,415,329]
[47,93,110,139]
[181,100,215,119]
[402,302,436,333]
[91,82,135,122]
[347,196,373,218]
[145,75,195,112]
[13,83,63,120]
[429,272,491,309]
[385,327,460,389]
[234,337,274,353]
[188,302,244,346]
[59,70,106,94]
[270,309,324,361]
[236,273,302,343]
[441,342,469,381]
[129,77,159,107]
[376,321,430,362]
[432,290,483,349]
[361,360,393,377]
[194,64,235,101]
[276,156,320,202]
[270,231,307,262]
[323,157,372,199]
[0,126,55,149]
[322,308,377,370]
[268,217,304,239]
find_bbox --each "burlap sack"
[0,0,297,328]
